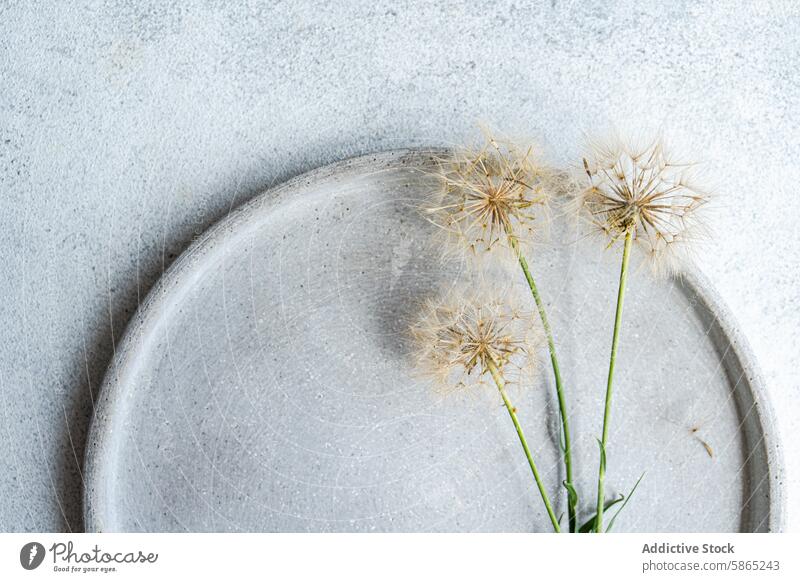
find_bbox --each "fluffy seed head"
[423,135,554,260]
[574,135,710,275]
[410,287,542,391]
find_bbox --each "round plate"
[84,150,784,532]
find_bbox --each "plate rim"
[82,148,785,532]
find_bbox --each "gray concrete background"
[0,0,798,532]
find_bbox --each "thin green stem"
[594,229,634,533]
[507,233,576,532]
[486,356,561,533]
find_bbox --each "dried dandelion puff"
[410,287,542,392]
[422,134,557,262]
[580,134,713,532]
[574,135,710,277]
[409,286,561,531]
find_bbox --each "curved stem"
[486,356,561,533]
[508,234,576,532]
[594,229,634,533]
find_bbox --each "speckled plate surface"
[83,150,784,532]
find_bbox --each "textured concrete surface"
[1,0,798,532]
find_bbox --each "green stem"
[486,356,561,533]
[508,233,576,532]
[594,229,634,533]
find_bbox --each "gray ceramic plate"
[83,150,784,532]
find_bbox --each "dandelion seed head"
[410,286,542,391]
[422,134,556,262]
[572,135,710,277]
